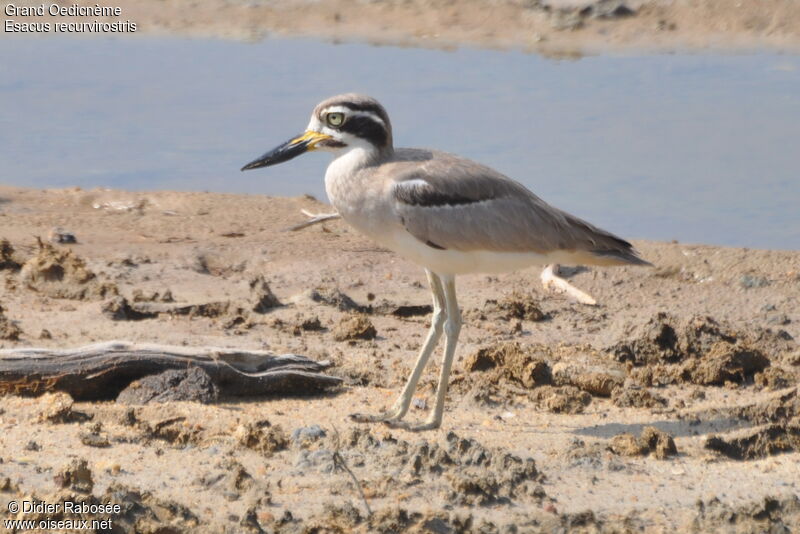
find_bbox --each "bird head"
[241,93,393,171]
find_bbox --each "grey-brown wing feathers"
[388,149,651,267]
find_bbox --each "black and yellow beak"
[241,131,332,171]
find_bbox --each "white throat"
[324,140,382,207]
[326,145,375,181]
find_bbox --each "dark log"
[0,341,342,400]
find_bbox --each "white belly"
[372,226,554,275]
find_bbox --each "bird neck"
[327,142,392,178]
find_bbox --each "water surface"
[0,37,797,249]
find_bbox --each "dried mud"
[0,239,21,271]
[705,421,800,460]
[332,314,378,342]
[0,187,799,532]
[614,313,786,386]
[0,304,22,341]
[609,426,678,459]
[20,240,118,301]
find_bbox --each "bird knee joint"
[432,309,446,329]
[444,317,461,337]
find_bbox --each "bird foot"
[382,419,441,432]
[540,264,597,306]
[285,209,341,232]
[349,411,403,424]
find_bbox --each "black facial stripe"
[341,115,389,148]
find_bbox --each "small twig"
[330,426,372,518]
[285,210,342,232]
[540,263,598,306]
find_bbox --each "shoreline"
[2,0,799,56]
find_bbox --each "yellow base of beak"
[291,130,332,150]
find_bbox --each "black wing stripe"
[394,181,496,207]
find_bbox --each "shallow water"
[0,37,798,249]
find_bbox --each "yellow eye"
[326,112,345,127]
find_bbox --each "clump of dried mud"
[235,419,290,456]
[309,286,365,312]
[463,342,552,389]
[609,426,678,459]
[0,238,21,271]
[551,360,625,397]
[697,386,800,460]
[611,385,667,408]
[36,391,80,423]
[131,288,174,303]
[486,291,548,322]
[755,365,796,391]
[54,458,94,493]
[101,296,158,321]
[736,388,800,425]
[141,415,205,446]
[20,240,118,300]
[459,342,627,413]
[613,313,778,386]
[333,313,377,342]
[694,495,800,532]
[0,303,22,340]
[532,385,593,414]
[249,274,282,312]
[705,420,800,460]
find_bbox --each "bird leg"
[350,270,446,425]
[285,209,341,232]
[540,264,597,306]
[386,274,460,431]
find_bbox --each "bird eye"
[326,112,345,127]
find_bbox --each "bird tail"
[590,247,653,267]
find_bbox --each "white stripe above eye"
[322,105,386,128]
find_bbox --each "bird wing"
[386,149,649,266]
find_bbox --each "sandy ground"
[2,1,800,531]
[0,185,798,532]
[3,0,800,55]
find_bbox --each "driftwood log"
[0,341,342,400]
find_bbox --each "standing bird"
[242,93,651,431]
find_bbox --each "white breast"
[324,146,398,244]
